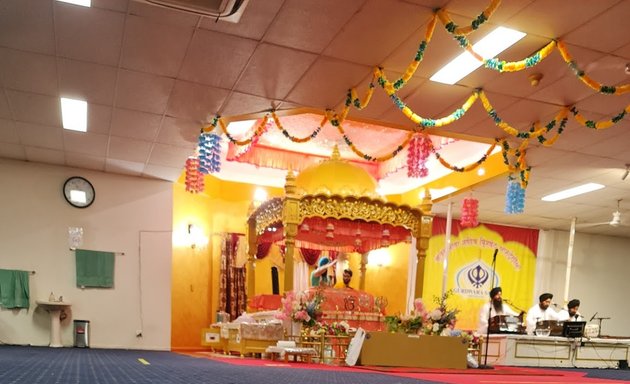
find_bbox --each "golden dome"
[295,146,379,198]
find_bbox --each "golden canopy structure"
[246,147,434,297]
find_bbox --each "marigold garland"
[557,40,630,95]
[326,110,413,162]
[434,140,498,172]
[436,0,501,36]
[270,111,325,143]
[569,104,630,130]
[217,115,270,146]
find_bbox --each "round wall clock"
[63,176,95,208]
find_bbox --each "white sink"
[36,300,72,347]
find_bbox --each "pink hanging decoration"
[460,196,479,228]
[185,157,204,193]
[407,135,433,178]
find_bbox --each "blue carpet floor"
[1,346,629,383]
[0,346,439,384]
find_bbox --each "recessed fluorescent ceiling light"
[541,183,605,202]
[430,27,526,85]
[60,97,88,132]
[57,0,91,6]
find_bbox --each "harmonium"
[489,315,525,334]
[535,320,564,336]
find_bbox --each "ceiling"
[1,0,629,237]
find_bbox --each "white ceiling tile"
[142,163,184,181]
[234,44,318,100]
[65,152,106,172]
[264,0,364,54]
[562,1,630,52]
[220,92,276,117]
[127,0,201,28]
[6,90,62,127]
[156,117,199,148]
[16,122,64,150]
[92,0,129,12]
[110,108,162,141]
[105,158,145,176]
[166,81,229,122]
[121,15,194,77]
[0,118,19,144]
[0,48,57,96]
[63,131,109,157]
[0,0,55,54]
[200,0,283,40]
[0,142,26,160]
[0,93,11,119]
[54,2,125,66]
[324,0,429,66]
[287,57,370,109]
[179,30,257,89]
[87,103,113,135]
[108,135,152,163]
[57,59,117,105]
[115,69,174,114]
[24,146,65,165]
[147,143,191,167]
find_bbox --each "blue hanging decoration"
[504,176,525,214]
[198,132,222,174]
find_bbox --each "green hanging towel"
[75,249,115,288]
[0,269,30,308]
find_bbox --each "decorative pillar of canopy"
[414,191,433,299]
[359,252,368,291]
[246,204,257,299]
[282,170,300,292]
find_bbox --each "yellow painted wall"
[171,182,214,351]
[363,243,410,315]
[253,244,285,296]
[172,175,283,350]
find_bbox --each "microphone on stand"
[589,312,598,322]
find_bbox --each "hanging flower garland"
[407,134,433,178]
[326,110,413,162]
[185,157,204,193]
[197,131,222,174]
[569,104,630,130]
[270,111,325,143]
[557,40,630,95]
[374,74,479,128]
[460,195,479,228]
[479,90,569,139]
[436,0,501,36]
[215,114,270,146]
[505,176,525,214]
[346,77,376,110]
[538,115,568,147]
[434,139,498,172]
[498,138,530,188]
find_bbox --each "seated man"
[558,299,584,322]
[477,286,519,335]
[525,292,561,335]
[310,257,337,287]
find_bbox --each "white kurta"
[477,301,519,334]
[525,305,561,334]
[558,308,584,322]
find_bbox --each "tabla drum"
[536,320,564,336]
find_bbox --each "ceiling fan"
[576,200,629,229]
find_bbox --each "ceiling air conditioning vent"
[139,0,249,23]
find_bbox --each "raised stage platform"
[483,334,630,368]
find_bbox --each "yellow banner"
[424,222,537,331]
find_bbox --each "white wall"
[537,229,630,337]
[0,159,172,350]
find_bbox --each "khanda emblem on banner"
[468,264,489,288]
